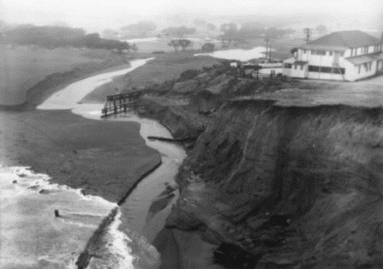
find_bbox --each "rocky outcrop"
[167,99,383,268]
[134,96,207,140]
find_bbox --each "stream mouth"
[35,58,186,267]
[76,110,186,242]
[1,58,185,268]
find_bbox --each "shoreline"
[1,55,203,268]
[23,62,132,109]
[1,59,162,203]
[0,62,130,110]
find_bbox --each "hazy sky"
[1,0,382,32]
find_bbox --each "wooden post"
[113,99,117,114]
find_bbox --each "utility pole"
[265,36,269,61]
[303,28,313,44]
[269,44,272,61]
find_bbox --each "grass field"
[0,45,122,106]
[125,37,221,53]
[83,52,221,102]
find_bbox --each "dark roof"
[302,30,381,49]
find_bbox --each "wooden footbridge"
[101,92,139,118]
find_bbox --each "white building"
[283,30,383,81]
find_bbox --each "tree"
[193,18,207,27]
[102,29,119,39]
[120,21,157,38]
[239,21,264,39]
[84,33,101,48]
[290,47,298,55]
[316,24,328,35]
[220,22,238,34]
[178,39,192,51]
[3,24,130,51]
[206,23,216,31]
[219,22,241,47]
[4,25,86,49]
[201,43,215,52]
[168,39,180,51]
[162,27,196,38]
[116,41,130,54]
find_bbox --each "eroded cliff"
[127,62,383,268]
[166,99,383,268]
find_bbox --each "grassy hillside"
[0,45,123,106]
[83,52,220,103]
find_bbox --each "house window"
[364,63,371,71]
[303,49,307,54]
[320,66,333,73]
[358,65,361,74]
[300,65,303,70]
[329,51,333,56]
[284,63,292,69]
[364,46,369,54]
[309,65,345,74]
[312,50,326,56]
[340,51,344,57]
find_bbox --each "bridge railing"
[101,93,138,118]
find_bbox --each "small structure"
[242,63,262,78]
[101,93,136,118]
[283,30,383,81]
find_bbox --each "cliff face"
[134,96,207,140]
[167,99,383,268]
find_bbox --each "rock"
[54,210,60,217]
[165,206,204,231]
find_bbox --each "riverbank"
[1,56,196,269]
[0,109,161,203]
[82,52,220,102]
[0,45,133,107]
[1,59,163,204]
